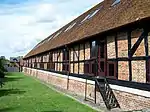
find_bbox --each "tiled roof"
[24,0,150,58]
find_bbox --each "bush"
[0,59,7,78]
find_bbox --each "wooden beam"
[73,47,75,73]
[73,46,79,59]
[144,29,149,82]
[129,31,146,57]
[78,45,80,74]
[115,33,118,79]
[128,30,132,81]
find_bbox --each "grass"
[0,72,96,112]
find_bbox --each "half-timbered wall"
[118,61,129,81]
[85,42,90,60]
[24,27,150,84]
[131,29,145,57]
[117,32,128,58]
[107,35,116,59]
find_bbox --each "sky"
[0,0,102,59]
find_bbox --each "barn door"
[97,40,106,77]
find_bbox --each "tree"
[0,58,7,87]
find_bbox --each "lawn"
[0,72,96,112]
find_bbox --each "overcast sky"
[0,0,102,59]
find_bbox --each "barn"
[23,0,150,111]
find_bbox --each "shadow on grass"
[0,89,26,97]
[0,107,18,112]
[4,77,23,82]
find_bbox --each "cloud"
[0,0,102,59]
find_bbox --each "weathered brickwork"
[132,60,146,83]
[58,51,62,62]
[43,54,49,62]
[131,29,145,57]
[74,63,78,74]
[107,35,116,59]
[117,32,128,58]
[23,67,150,111]
[68,79,85,96]
[85,42,90,60]
[32,58,36,63]
[86,83,95,100]
[37,63,40,68]
[118,61,129,81]
[53,52,57,62]
[114,90,150,111]
[52,52,55,62]
[36,56,42,62]
[55,63,57,71]
[60,63,62,71]
[44,63,47,69]
[57,63,62,71]
[86,84,103,104]
[74,46,79,61]
[134,40,145,57]
[70,48,74,61]
[57,64,59,71]
[70,63,73,73]
[48,75,67,89]
[79,44,84,61]
[131,29,143,47]
[79,62,84,74]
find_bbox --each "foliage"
[0,59,7,78]
[0,72,96,112]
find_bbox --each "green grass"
[0,72,96,112]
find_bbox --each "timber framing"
[23,0,150,97]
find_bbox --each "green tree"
[0,59,6,78]
[0,58,7,87]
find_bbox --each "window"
[100,61,104,72]
[80,7,101,24]
[92,41,96,47]
[33,40,45,49]
[91,41,98,58]
[100,42,105,58]
[80,14,91,24]
[92,62,97,75]
[111,0,120,6]
[64,22,76,32]
[107,62,116,78]
[40,63,44,69]
[88,9,100,19]
[109,64,114,76]
[34,63,37,68]
[84,60,97,76]
[53,30,62,39]
[48,35,54,41]
[84,62,90,74]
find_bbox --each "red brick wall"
[23,67,150,111]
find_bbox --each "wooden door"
[97,41,106,77]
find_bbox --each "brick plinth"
[23,67,150,111]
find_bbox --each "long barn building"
[23,0,150,111]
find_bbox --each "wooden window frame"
[107,61,117,79]
[90,40,98,59]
